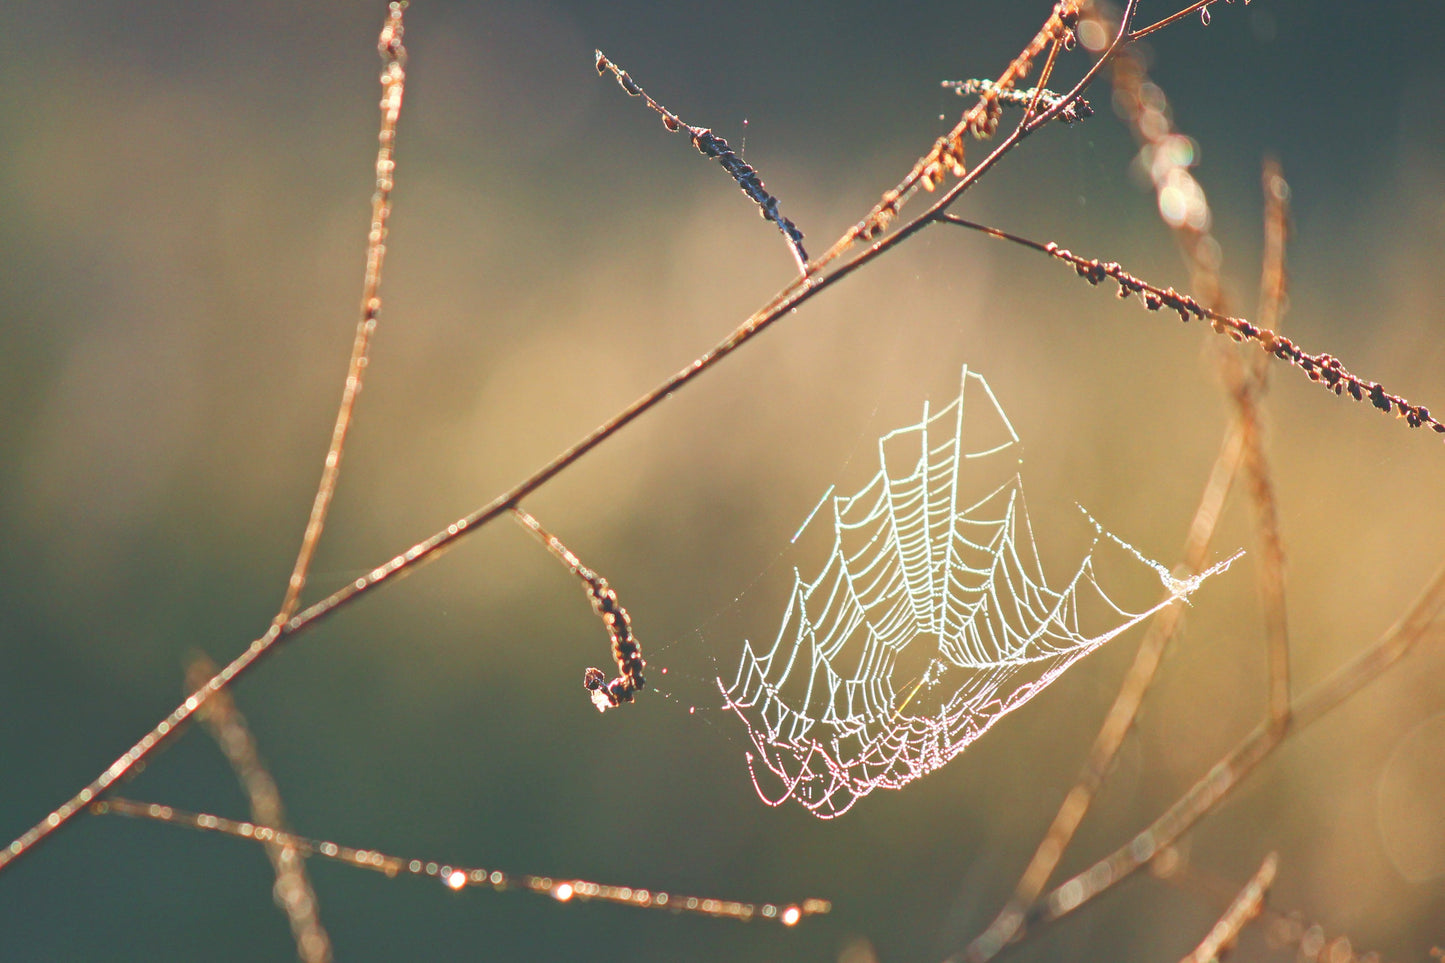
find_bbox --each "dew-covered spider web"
[720,366,1236,818]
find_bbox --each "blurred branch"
[186,655,332,963]
[1180,852,1277,963]
[1098,12,1294,730]
[1024,558,1445,934]
[1251,157,1294,727]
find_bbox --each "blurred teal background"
[2,1,1443,960]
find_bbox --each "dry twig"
[91,797,829,926]
[594,51,808,274]
[510,507,646,711]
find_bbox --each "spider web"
[719,366,1235,818]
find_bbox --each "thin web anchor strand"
[721,367,1238,817]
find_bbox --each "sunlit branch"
[92,797,830,927]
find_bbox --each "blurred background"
[1,1,1442,960]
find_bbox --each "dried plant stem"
[509,507,646,711]
[277,1,407,624]
[1160,861,1390,963]
[90,797,830,927]
[1019,559,1445,942]
[1256,159,1291,355]
[1128,0,1234,41]
[1179,852,1277,963]
[594,51,808,274]
[936,215,1444,439]
[186,656,332,963]
[1019,36,1064,126]
[958,418,1244,963]
[1228,357,1292,730]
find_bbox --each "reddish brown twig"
[277,1,408,624]
[1129,0,1239,41]
[1251,158,1294,727]
[937,215,1444,440]
[91,797,829,926]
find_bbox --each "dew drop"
[1200,7,1211,24]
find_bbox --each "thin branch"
[1101,19,1292,728]
[1164,862,1397,963]
[1251,158,1294,728]
[1019,36,1065,126]
[937,215,1445,440]
[510,507,646,711]
[276,1,408,624]
[1128,0,1236,42]
[186,656,332,963]
[0,3,414,873]
[1024,558,1445,936]
[594,51,808,275]
[1179,853,1277,963]
[958,417,1245,963]
[91,797,830,927]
